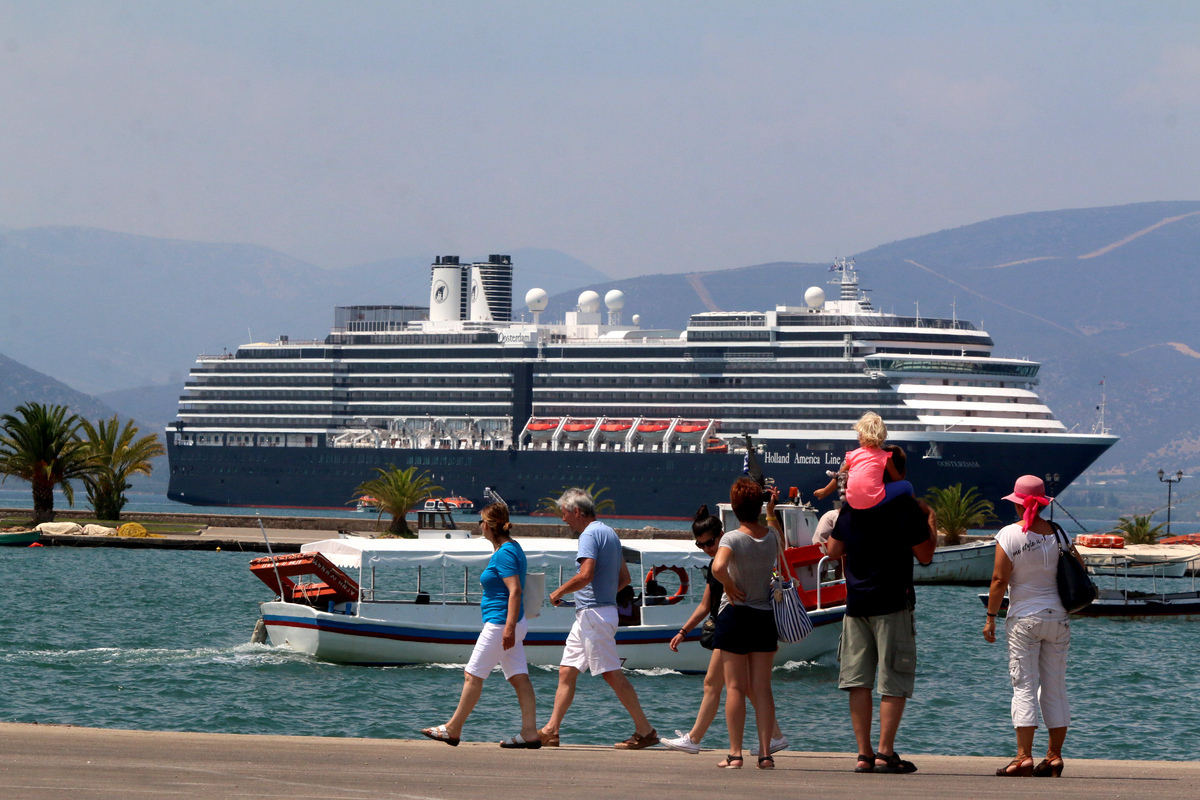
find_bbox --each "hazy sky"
[2,1,1198,277]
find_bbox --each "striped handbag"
[770,526,814,643]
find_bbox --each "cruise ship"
[165,256,1117,519]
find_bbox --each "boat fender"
[645,565,689,605]
[28,542,44,547]
[251,618,268,645]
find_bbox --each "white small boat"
[1078,544,1200,578]
[913,539,997,585]
[251,510,847,672]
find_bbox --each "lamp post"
[1158,469,1184,536]
[1044,473,1060,522]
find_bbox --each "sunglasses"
[695,536,719,549]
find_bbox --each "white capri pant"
[1006,611,1071,729]
[465,618,530,680]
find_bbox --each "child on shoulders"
[813,412,914,509]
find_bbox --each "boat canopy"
[302,537,713,571]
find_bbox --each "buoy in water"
[251,618,268,645]
[28,542,44,547]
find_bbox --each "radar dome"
[631,314,641,326]
[604,289,626,310]
[577,290,601,313]
[525,288,549,312]
[804,286,826,309]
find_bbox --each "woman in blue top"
[420,502,540,748]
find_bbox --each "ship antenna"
[1092,378,1110,435]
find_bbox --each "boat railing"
[362,564,486,605]
[814,556,846,610]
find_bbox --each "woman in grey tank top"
[711,478,780,770]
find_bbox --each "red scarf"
[1013,492,1050,532]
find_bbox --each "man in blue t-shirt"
[826,446,936,774]
[538,488,659,750]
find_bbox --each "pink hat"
[1002,474,1052,504]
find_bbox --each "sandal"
[419,724,460,747]
[995,757,1034,777]
[538,730,560,747]
[757,755,775,770]
[854,752,876,773]
[1032,758,1064,777]
[875,751,918,774]
[717,754,744,769]
[499,733,543,749]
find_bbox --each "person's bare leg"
[1046,726,1067,763]
[848,687,874,770]
[688,648,725,743]
[445,671,485,738]
[747,651,776,766]
[602,668,653,736]
[722,651,750,760]
[1015,726,1035,761]
[541,665,579,736]
[507,673,539,741]
[876,694,907,759]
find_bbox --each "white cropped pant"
[1006,611,1071,729]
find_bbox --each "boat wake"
[4,642,304,668]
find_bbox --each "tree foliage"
[0,402,93,524]
[353,465,442,536]
[923,483,998,546]
[1114,514,1165,545]
[78,415,166,521]
[537,483,617,516]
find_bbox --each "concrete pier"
[1,723,1196,800]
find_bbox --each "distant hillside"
[0,227,608,394]
[0,351,118,420]
[542,202,1200,476]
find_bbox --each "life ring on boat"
[645,565,689,605]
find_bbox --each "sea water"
[2,546,1198,760]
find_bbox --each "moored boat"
[913,539,997,585]
[0,529,41,546]
[252,505,846,670]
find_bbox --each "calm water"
[3,547,1198,760]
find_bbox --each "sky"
[2,1,1199,278]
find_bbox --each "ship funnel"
[469,255,514,322]
[429,255,464,322]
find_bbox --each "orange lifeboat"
[526,418,560,440]
[674,421,710,442]
[562,419,597,442]
[637,420,671,442]
[599,419,633,442]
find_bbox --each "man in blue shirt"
[538,487,659,750]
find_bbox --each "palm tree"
[78,416,166,521]
[353,465,442,536]
[1114,514,1165,545]
[923,483,998,546]
[0,402,95,524]
[538,483,617,516]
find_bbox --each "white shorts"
[465,618,529,680]
[560,606,621,675]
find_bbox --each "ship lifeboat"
[674,421,710,442]
[598,419,634,443]
[526,418,560,441]
[636,420,671,442]
[1161,534,1200,545]
[706,437,728,453]
[562,419,598,442]
[355,495,378,512]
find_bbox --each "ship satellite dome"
[577,290,601,313]
[804,286,826,309]
[632,314,641,326]
[604,289,626,310]
[525,288,549,311]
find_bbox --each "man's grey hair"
[557,487,596,518]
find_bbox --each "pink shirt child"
[844,446,892,509]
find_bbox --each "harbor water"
[3,546,1198,760]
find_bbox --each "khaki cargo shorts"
[837,608,917,698]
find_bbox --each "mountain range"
[4,200,1200,478]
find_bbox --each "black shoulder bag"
[1052,522,1097,613]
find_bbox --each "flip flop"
[419,725,460,747]
[500,734,543,749]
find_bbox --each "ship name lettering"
[938,460,981,469]
[794,455,821,464]
[825,453,842,465]
[763,452,791,464]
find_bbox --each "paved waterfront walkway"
[2,723,1196,800]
